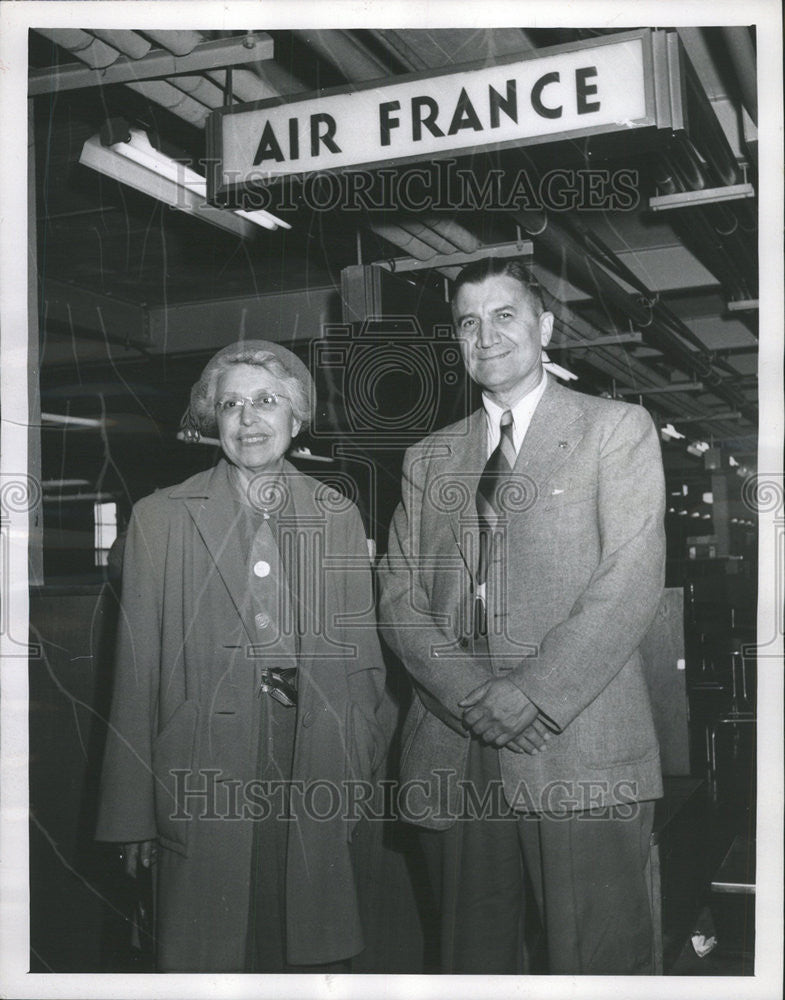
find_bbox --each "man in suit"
[377,257,666,974]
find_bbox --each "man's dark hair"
[451,257,546,315]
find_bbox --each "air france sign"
[207,30,656,203]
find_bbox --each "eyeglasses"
[215,392,290,416]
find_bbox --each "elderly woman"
[96,341,389,972]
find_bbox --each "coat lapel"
[173,461,259,645]
[447,408,486,577]
[515,378,586,491]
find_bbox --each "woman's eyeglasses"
[215,392,290,416]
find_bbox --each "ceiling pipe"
[523,216,654,328]
[654,166,750,299]
[35,27,120,69]
[140,30,204,57]
[672,134,756,235]
[566,221,754,373]
[205,67,279,103]
[422,218,481,254]
[367,213,750,439]
[719,27,758,125]
[292,29,390,81]
[89,30,152,61]
[514,211,756,424]
[680,56,743,189]
[368,223,441,261]
[169,75,226,110]
[655,143,756,298]
[536,284,749,438]
[396,220,459,255]
[368,30,428,71]
[124,80,211,127]
[248,58,307,97]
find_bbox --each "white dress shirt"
[482,371,548,459]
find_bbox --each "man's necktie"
[474,410,516,636]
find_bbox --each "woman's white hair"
[187,341,314,435]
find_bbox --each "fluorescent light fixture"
[541,351,577,382]
[177,430,220,446]
[176,432,331,462]
[289,447,334,464]
[79,129,290,239]
[42,479,91,488]
[42,411,107,428]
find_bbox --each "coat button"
[301,711,314,727]
[253,560,271,577]
[459,636,470,649]
[254,613,270,629]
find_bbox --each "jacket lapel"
[515,378,586,490]
[174,460,259,645]
[447,409,486,577]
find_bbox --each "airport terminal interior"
[23,24,760,974]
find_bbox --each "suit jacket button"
[301,711,314,727]
[459,636,469,649]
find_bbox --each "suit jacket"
[95,459,389,968]
[377,377,665,828]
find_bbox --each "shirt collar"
[482,371,548,452]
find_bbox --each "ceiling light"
[541,351,577,382]
[79,129,290,238]
[42,411,107,428]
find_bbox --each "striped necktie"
[474,410,515,635]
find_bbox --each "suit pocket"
[577,661,659,768]
[152,700,199,856]
[539,484,598,512]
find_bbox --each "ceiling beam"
[29,32,274,95]
[41,279,149,344]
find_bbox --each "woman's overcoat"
[96,459,388,970]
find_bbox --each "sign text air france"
[212,37,648,186]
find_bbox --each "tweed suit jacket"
[377,377,666,828]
